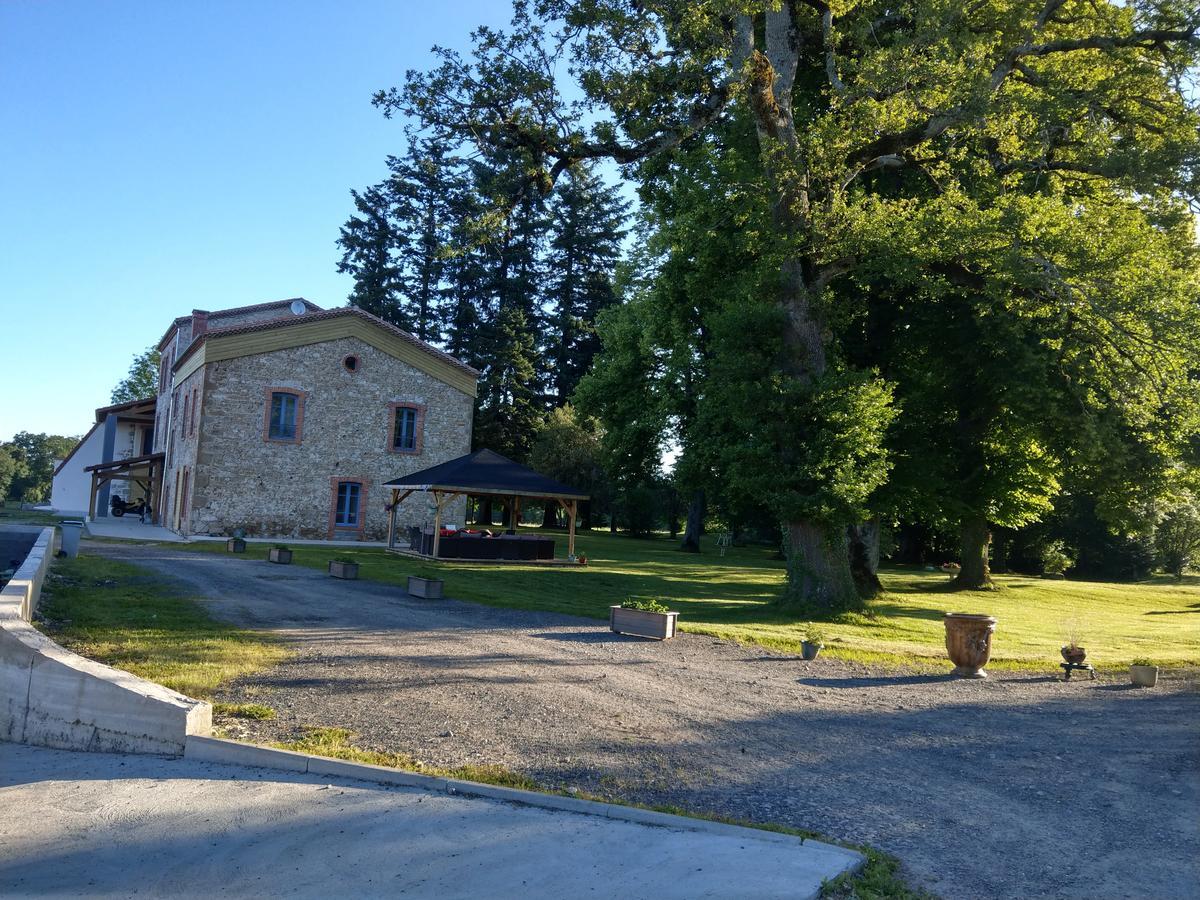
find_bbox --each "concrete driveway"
[0,742,857,899]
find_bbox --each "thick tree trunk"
[954,516,992,589]
[848,519,882,597]
[782,522,860,610]
[541,501,558,528]
[678,489,705,553]
[580,500,593,530]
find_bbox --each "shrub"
[621,596,670,613]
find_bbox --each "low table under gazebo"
[383,449,589,564]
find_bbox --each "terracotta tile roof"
[157,298,322,350]
[172,306,480,380]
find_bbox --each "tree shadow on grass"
[1144,603,1200,615]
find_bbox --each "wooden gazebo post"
[568,499,577,559]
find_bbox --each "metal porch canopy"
[383,449,589,559]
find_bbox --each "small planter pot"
[944,612,997,678]
[801,641,823,661]
[268,548,293,565]
[1061,646,1087,665]
[328,561,359,580]
[610,605,679,641]
[1130,664,1159,688]
[227,538,246,553]
[407,576,444,599]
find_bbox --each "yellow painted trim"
[189,319,477,397]
[175,343,207,383]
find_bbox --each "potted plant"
[1061,623,1087,665]
[268,545,293,565]
[801,624,825,661]
[944,612,998,678]
[328,557,359,580]
[1130,658,1159,688]
[610,597,679,641]
[407,569,444,599]
[227,537,246,553]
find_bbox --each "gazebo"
[383,449,589,563]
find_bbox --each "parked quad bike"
[110,496,148,520]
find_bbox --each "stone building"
[127,298,476,539]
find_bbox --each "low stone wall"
[0,527,211,754]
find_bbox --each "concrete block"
[185,736,310,772]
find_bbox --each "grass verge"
[176,530,1199,671]
[36,554,287,699]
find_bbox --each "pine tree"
[544,166,628,405]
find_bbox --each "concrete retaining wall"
[0,527,211,753]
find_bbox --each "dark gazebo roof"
[384,449,588,500]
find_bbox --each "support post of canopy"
[386,488,399,549]
[88,474,99,522]
[431,490,443,559]
[568,499,577,560]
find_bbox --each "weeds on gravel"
[214,702,276,720]
[277,727,541,790]
[821,847,939,900]
[36,555,288,699]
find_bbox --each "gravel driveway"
[90,542,1199,899]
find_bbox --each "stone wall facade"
[160,365,205,531]
[183,336,472,539]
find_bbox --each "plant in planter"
[1130,658,1159,688]
[801,624,825,661]
[610,596,679,641]
[226,536,247,553]
[328,557,359,580]
[268,544,293,565]
[407,568,444,599]
[1061,622,1087,665]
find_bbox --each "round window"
[343,355,360,373]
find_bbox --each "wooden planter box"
[328,561,359,580]
[610,605,679,641]
[407,576,443,599]
[227,539,246,553]
[268,548,293,565]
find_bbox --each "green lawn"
[37,555,288,698]
[0,502,67,527]
[178,529,1199,671]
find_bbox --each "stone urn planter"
[227,538,246,553]
[268,547,293,565]
[407,575,443,599]
[944,613,997,678]
[1130,663,1159,688]
[610,605,679,640]
[328,560,359,580]
[801,641,823,661]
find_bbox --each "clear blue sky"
[0,0,510,441]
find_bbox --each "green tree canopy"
[110,346,161,404]
[390,0,1199,608]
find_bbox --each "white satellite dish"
[289,300,307,316]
